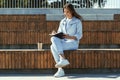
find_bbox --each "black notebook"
[49,32,64,39]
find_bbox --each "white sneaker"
[54,68,65,77]
[55,59,70,68]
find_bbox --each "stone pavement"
[0,73,120,80]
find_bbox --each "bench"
[0,49,120,74]
[0,14,119,73]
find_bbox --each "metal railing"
[0,0,119,8]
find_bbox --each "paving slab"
[0,73,120,80]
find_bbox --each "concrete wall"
[0,8,120,20]
[0,8,120,14]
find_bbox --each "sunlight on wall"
[104,0,120,8]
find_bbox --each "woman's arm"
[74,20,83,40]
[64,20,82,40]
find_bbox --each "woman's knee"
[50,36,59,42]
[50,44,53,50]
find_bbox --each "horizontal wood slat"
[0,50,120,69]
[81,31,120,44]
[0,15,120,32]
[114,14,120,21]
[0,32,51,44]
[0,15,119,45]
[0,14,46,21]
[0,14,46,32]
[47,21,120,33]
[0,31,119,44]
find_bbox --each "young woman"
[50,3,83,77]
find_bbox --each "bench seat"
[0,49,120,69]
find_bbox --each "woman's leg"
[54,67,65,77]
[51,36,78,67]
[51,37,64,55]
[50,44,60,63]
[50,38,65,77]
[51,36,78,56]
[50,36,78,77]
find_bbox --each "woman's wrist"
[64,34,77,40]
[70,36,77,40]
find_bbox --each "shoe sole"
[54,75,65,78]
[55,63,70,68]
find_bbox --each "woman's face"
[64,8,72,19]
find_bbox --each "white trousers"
[50,36,79,63]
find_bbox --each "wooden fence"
[0,14,119,72]
[0,49,120,69]
[0,15,119,45]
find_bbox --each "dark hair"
[63,3,83,20]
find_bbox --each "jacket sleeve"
[74,20,83,40]
[57,20,63,33]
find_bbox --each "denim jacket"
[57,17,83,42]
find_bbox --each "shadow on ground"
[66,74,120,79]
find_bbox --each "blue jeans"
[50,36,79,63]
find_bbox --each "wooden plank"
[114,14,120,21]
[0,50,120,69]
[0,52,3,68]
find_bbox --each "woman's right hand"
[51,30,56,35]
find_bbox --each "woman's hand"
[51,30,56,35]
[63,34,77,40]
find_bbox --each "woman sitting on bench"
[50,3,83,77]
